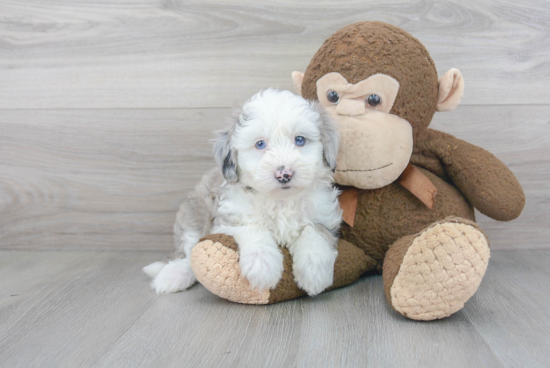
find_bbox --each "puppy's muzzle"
[275,166,293,184]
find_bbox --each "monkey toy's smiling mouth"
[335,163,393,173]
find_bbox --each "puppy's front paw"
[293,249,337,296]
[239,247,284,291]
[151,259,197,294]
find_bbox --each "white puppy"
[144,89,342,296]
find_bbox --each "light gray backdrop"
[1,0,548,251]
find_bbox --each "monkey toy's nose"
[275,166,293,183]
[336,99,366,116]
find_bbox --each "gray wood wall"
[1,0,548,251]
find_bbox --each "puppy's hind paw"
[151,258,197,294]
[239,247,284,291]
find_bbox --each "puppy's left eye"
[295,136,306,146]
[255,140,267,149]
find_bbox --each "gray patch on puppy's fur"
[173,168,224,256]
[213,108,241,183]
[310,101,340,172]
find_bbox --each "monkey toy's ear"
[437,68,465,112]
[291,71,304,96]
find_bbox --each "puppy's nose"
[275,166,293,183]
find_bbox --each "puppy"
[144,89,342,296]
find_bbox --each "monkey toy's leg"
[190,234,377,304]
[383,217,490,321]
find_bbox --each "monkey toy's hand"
[417,129,525,221]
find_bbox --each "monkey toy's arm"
[418,129,525,221]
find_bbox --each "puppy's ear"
[213,112,240,183]
[311,101,339,172]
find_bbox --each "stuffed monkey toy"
[190,22,525,321]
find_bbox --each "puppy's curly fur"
[144,89,342,296]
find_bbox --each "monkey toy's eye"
[327,90,340,104]
[255,140,267,150]
[366,94,381,107]
[295,136,306,146]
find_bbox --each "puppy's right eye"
[255,140,267,150]
[327,90,340,104]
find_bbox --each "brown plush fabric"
[268,239,377,303]
[200,233,239,252]
[328,239,378,290]
[301,21,438,142]
[268,247,306,303]
[340,167,475,266]
[415,129,525,221]
[267,238,378,303]
[397,164,438,209]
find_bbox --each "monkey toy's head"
[292,21,464,189]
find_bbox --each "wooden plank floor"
[1,249,549,368]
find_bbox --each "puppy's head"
[214,89,339,195]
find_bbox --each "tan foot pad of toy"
[383,217,490,321]
[191,234,377,304]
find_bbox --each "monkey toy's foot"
[191,234,376,305]
[383,217,490,321]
